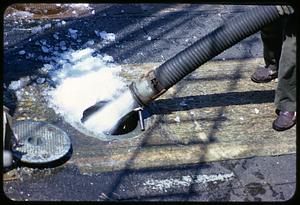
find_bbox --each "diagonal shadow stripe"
[148,89,275,115]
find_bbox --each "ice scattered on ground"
[143,172,234,192]
[8,81,22,90]
[8,76,31,91]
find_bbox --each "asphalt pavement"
[2,3,297,202]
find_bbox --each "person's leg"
[251,18,285,83]
[273,15,296,131]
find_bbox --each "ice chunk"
[8,81,22,90]
[36,77,46,84]
[174,116,181,123]
[53,33,59,40]
[102,54,114,62]
[44,23,52,29]
[41,64,54,73]
[68,28,78,39]
[31,26,42,34]
[59,41,66,46]
[70,48,94,61]
[40,39,47,45]
[41,46,49,53]
[254,108,259,114]
[59,41,67,50]
[94,30,100,37]
[86,40,94,46]
[8,76,30,90]
[179,101,188,107]
[147,36,152,41]
[97,31,116,41]
[19,50,26,55]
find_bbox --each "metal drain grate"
[12,121,71,164]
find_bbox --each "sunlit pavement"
[3,4,296,201]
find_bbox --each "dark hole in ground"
[107,110,139,135]
[81,100,139,136]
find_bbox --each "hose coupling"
[129,70,166,107]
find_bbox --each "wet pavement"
[2,4,297,202]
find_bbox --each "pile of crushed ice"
[9,45,131,135]
[44,48,130,134]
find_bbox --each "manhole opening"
[80,100,142,140]
[104,111,139,136]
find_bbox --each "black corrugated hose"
[154,6,281,90]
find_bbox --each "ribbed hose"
[154,6,281,89]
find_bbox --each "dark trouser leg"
[261,19,284,71]
[251,19,285,83]
[274,16,297,112]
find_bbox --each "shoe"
[272,111,296,131]
[251,65,278,83]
